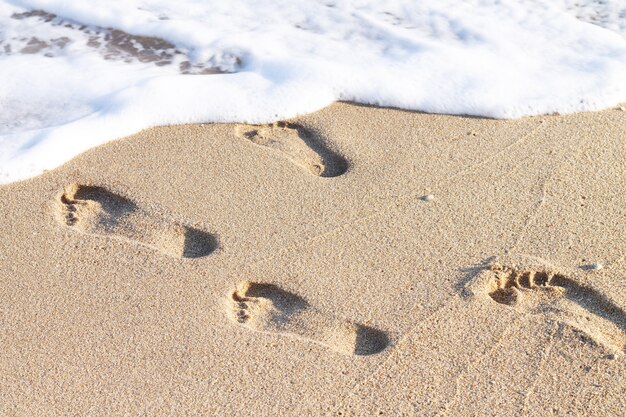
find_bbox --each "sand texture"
[0,103,624,416]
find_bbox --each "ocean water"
[1,0,625,184]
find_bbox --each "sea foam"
[1,0,625,184]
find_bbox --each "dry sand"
[0,102,624,416]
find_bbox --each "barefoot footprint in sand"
[227,281,389,355]
[470,262,626,353]
[55,184,217,258]
[236,122,347,177]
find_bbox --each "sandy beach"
[0,102,624,415]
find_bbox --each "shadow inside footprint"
[61,185,136,228]
[237,122,348,178]
[182,228,219,259]
[353,325,390,356]
[229,281,389,355]
[57,184,217,258]
[550,274,626,336]
[235,282,308,313]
